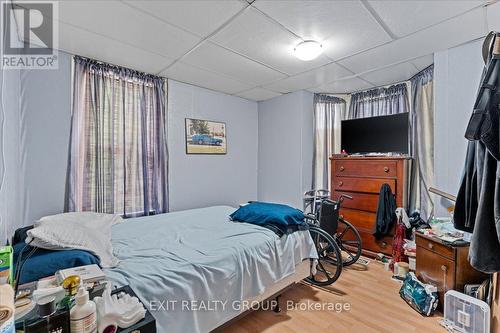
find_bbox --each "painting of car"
[185,118,227,154]
[191,134,223,146]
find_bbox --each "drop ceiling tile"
[161,62,253,95]
[182,42,286,85]
[235,87,282,101]
[411,54,434,71]
[367,0,483,38]
[360,62,418,87]
[487,2,500,31]
[254,0,392,60]
[210,7,331,75]
[312,77,374,94]
[338,7,486,74]
[263,62,352,93]
[58,22,174,74]
[123,0,247,38]
[56,0,201,60]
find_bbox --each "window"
[67,56,168,217]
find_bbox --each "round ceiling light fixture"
[294,40,323,61]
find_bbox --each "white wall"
[19,53,72,227]
[0,52,259,243]
[433,39,484,215]
[257,90,314,208]
[0,68,21,243]
[168,80,258,211]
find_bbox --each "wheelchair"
[302,190,363,286]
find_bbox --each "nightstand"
[415,233,488,311]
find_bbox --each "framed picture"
[185,118,227,154]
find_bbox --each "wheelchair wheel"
[305,226,342,286]
[335,218,362,266]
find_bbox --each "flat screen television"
[341,112,409,155]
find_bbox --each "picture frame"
[185,118,227,155]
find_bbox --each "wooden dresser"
[330,155,410,256]
[415,233,488,311]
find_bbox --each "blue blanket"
[230,202,308,236]
[14,243,100,284]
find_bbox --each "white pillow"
[27,212,123,267]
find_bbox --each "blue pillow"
[14,243,100,284]
[230,201,305,227]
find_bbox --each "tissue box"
[113,286,156,333]
[0,246,13,286]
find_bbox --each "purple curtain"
[66,56,168,217]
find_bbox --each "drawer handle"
[381,241,387,248]
[441,265,447,272]
[428,243,433,250]
[339,166,345,172]
[384,166,390,173]
[338,181,343,186]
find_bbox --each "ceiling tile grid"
[122,0,247,38]
[160,61,253,95]
[180,41,287,86]
[235,87,283,101]
[366,0,484,38]
[253,0,393,61]
[360,61,419,87]
[263,62,353,93]
[312,77,374,94]
[209,6,333,75]
[12,0,495,101]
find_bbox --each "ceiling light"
[294,40,323,61]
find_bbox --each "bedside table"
[415,233,488,311]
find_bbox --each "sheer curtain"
[409,65,434,219]
[347,83,409,119]
[66,56,169,217]
[312,94,346,190]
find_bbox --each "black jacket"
[454,32,500,273]
[373,184,397,239]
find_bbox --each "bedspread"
[104,206,317,333]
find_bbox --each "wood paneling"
[331,156,409,255]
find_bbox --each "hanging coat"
[454,32,500,273]
[373,184,397,239]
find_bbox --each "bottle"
[70,287,97,333]
[24,297,70,333]
[58,275,81,310]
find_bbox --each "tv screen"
[341,113,409,154]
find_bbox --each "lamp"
[294,40,323,61]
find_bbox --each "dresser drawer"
[416,234,454,260]
[333,191,379,213]
[333,176,396,195]
[339,208,376,231]
[333,160,397,178]
[358,230,393,255]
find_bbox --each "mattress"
[104,205,317,333]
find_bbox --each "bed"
[103,205,317,333]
